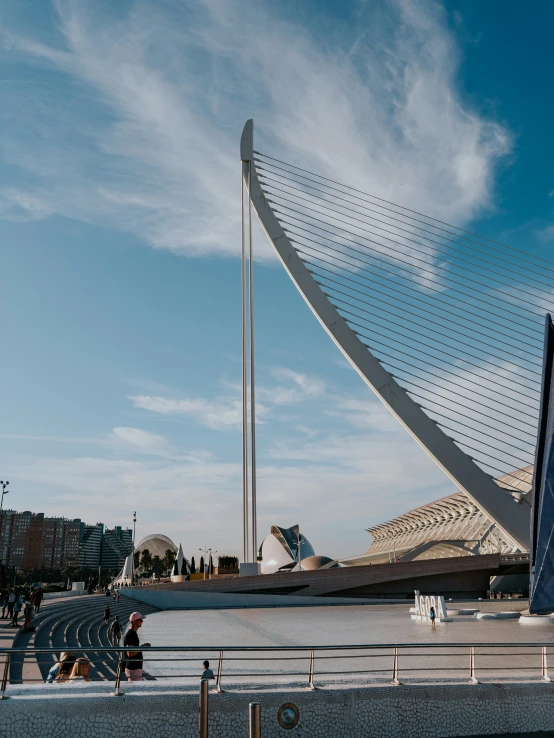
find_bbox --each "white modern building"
[341,466,532,566]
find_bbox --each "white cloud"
[130,367,326,429]
[111,426,168,454]
[0,0,511,257]
[129,395,246,430]
[257,368,326,406]
[2,416,453,558]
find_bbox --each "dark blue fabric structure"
[530,314,554,614]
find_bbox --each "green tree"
[151,555,164,578]
[140,548,153,573]
[163,549,176,574]
[134,551,140,569]
[190,556,196,574]
[199,555,205,574]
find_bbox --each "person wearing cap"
[124,612,150,681]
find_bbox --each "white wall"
[2,681,554,737]
[121,588,387,609]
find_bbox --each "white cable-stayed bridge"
[240,119,551,564]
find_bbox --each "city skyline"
[1,1,554,558]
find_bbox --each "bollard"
[199,678,209,738]
[249,702,261,738]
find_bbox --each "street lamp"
[0,481,9,569]
[199,547,217,580]
[132,511,137,584]
[297,527,302,573]
[0,481,9,513]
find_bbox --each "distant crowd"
[0,587,43,631]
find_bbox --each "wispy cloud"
[0,0,510,257]
[129,395,249,430]
[110,426,168,454]
[130,366,326,429]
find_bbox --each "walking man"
[429,605,436,629]
[123,612,150,682]
[108,615,122,646]
[104,603,110,625]
[34,588,43,614]
[7,590,15,621]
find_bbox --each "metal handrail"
[0,642,552,699]
[1,641,553,653]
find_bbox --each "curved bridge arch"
[241,119,529,551]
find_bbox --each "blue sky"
[0,0,553,559]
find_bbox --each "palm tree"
[163,549,176,575]
[151,555,164,578]
[140,548,153,573]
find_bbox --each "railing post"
[215,650,223,693]
[392,647,401,685]
[469,646,478,684]
[112,650,124,696]
[249,702,261,738]
[542,646,551,682]
[199,678,209,738]
[308,649,316,690]
[0,653,10,700]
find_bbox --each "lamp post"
[199,547,217,580]
[297,527,302,573]
[132,511,137,585]
[0,481,9,569]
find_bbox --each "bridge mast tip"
[241,119,254,162]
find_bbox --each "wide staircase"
[8,593,160,684]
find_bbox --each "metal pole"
[308,649,316,690]
[112,651,124,696]
[132,511,136,584]
[215,650,223,693]
[298,528,302,572]
[0,481,9,568]
[392,647,401,685]
[248,161,257,564]
[199,678,209,738]
[0,653,10,699]
[241,164,250,564]
[469,646,478,684]
[249,702,261,738]
[542,646,551,681]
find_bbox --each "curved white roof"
[136,534,177,559]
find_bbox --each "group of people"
[47,608,213,685]
[0,587,42,630]
[46,653,90,682]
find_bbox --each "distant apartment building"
[78,523,133,572]
[0,511,133,573]
[0,510,81,570]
